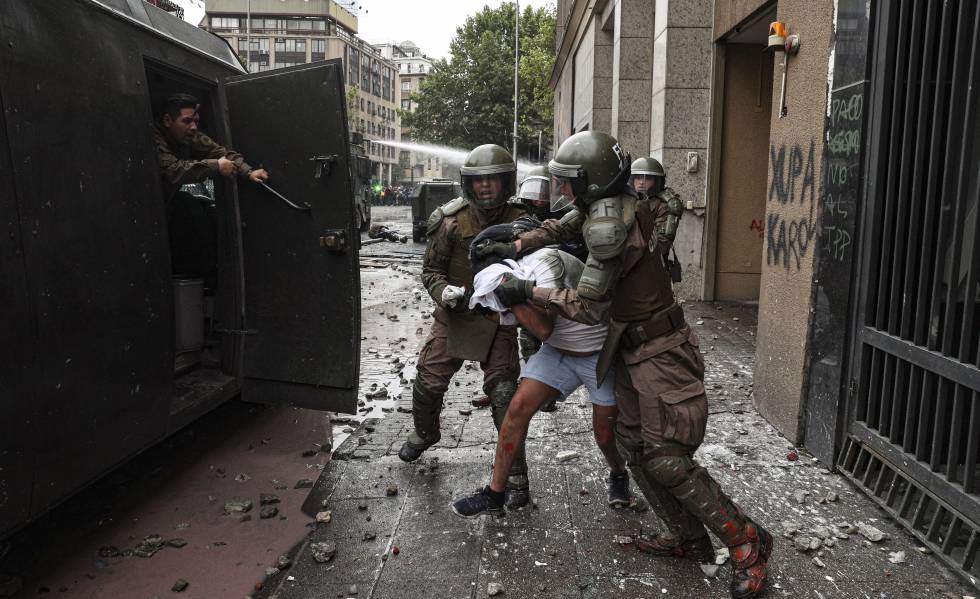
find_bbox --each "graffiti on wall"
[822,89,864,263]
[767,138,817,270]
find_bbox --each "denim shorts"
[520,344,616,407]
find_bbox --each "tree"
[400,3,555,161]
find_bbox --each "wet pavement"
[260,207,977,599]
[1,206,974,598]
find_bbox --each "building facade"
[203,0,400,184]
[376,41,445,184]
[553,0,980,587]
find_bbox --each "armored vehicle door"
[224,60,359,413]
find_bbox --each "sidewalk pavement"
[261,301,975,599]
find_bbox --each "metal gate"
[837,0,980,586]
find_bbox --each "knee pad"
[647,454,697,490]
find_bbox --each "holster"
[446,311,497,361]
[595,319,628,385]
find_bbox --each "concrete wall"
[649,0,713,299]
[753,0,834,442]
[610,0,654,155]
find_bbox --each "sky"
[175,0,556,60]
[355,0,555,59]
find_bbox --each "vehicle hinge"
[319,229,347,252]
[215,327,259,336]
[310,154,338,179]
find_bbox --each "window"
[311,39,325,55]
[401,81,411,92]
[401,99,410,110]
[211,17,239,30]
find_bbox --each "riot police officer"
[477,131,772,599]
[630,156,683,281]
[399,144,531,506]
[516,165,552,220]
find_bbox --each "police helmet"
[460,144,517,210]
[548,131,632,207]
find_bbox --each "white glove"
[441,285,466,308]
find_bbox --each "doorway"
[709,7,776,301]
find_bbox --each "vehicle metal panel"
[0,83,36,538]
[224,60,360,413]
[0,0,176,513]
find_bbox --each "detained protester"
[450,228,632,518]
[398,144,533,507]
[474,131,772,599]
[154,93,269,283]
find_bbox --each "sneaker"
[730,524,772,599]
[607,470,632,507]
[451,487,505,518]
[636,533,715,563]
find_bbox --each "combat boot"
[398,384,443,462]
[635,533,714,562]
[729,523,772,599]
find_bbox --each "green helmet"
[548,131,631,206]
[517,165,551,216]
[460,144,516,210]
[630,156,666,195]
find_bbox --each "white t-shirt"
[470,248,607,353]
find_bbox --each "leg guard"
[645,454,757,551]
[615,434,705,541]
[398,383,443,462]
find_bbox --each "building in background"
[203,0,399,184]
[376,40,445,184]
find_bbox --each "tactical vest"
[609,198,676,322]
[446,204,526,287]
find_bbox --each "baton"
[259,182,312,213]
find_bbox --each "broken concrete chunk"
[792,490,807,504]
[812,557,826,568]
[363,532,377,541]
[171,579,189,592]
[310,541,337,563]
[857,523,886,542]
[224,499,253,514]
[260,506,279,519]
[315,511,332,524]
[294,479,315,489]
[556,450,580,462]
[386,484,399,496]
[98,545,121,558]
[781,520,801,536]
[165,538,188,548]
[487,582,505,596]
[613,535,633,545]
[260,494,281,506]
[277,555,292,569]
[813,526,832,540]
[888,550,907,564]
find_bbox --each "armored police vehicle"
[0,0,360,539]
[350,132,373,232]
[410,179,464,242]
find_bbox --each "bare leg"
[592,404,625,473]
[488,378,559,492]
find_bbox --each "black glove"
[494,273,534,307]
[447,288,474,313]
[472,240,518,262]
